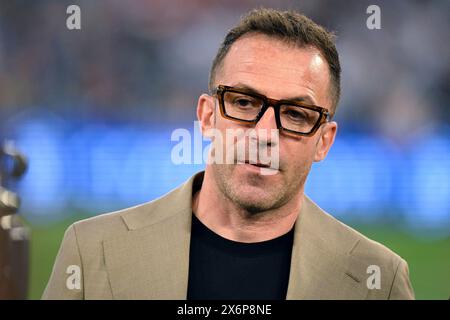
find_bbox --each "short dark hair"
[209,8,341,116]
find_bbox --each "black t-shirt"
[187,213,294,300]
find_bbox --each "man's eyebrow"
[231,83,316,105]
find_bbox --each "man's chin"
[212,163,285,212]
[229,165,284,195]
[228,184,282,212]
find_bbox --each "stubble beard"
[211,162,309,217]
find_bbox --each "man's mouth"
[235,160,280,176]
[237,160,271,168]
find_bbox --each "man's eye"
[285,109,306,121]
[234,98,253,108]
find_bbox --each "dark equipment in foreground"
[0,141,29,299]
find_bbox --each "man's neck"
[192,169,303,243]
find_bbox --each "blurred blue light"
[15,120,66,214]
[13,119,450,232]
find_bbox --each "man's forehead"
[225,33,323,64]
[218,34,331,105]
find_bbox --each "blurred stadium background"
[0,0,449,299]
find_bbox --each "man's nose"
[252,107,278,147]
[254,107,277,131]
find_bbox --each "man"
[43,8,415,299]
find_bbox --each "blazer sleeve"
[42,224,84,300]
[388,258,415,300]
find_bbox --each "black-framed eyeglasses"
[212,85,330,136]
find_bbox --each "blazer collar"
[104,171,368,299]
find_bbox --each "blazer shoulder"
[71,200,157,243]
[305,196,404,265]
[306,198,415,299]
[72,170,199,239]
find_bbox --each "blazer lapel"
[102,172,203,299]
[286,195,369,300]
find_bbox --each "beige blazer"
[42,171,414,299]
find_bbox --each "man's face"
[198,33,337,214]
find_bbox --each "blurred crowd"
[0,0,449,141]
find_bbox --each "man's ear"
[197,94,215,137]
[314,121,337,162]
